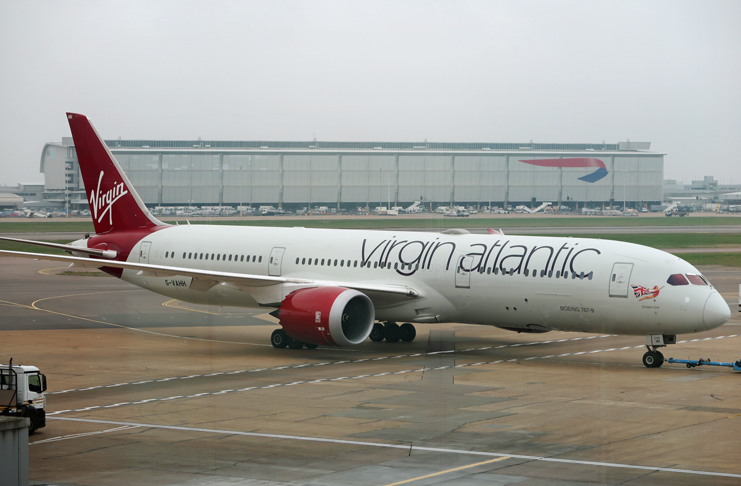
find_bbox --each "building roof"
[103,139,652,152]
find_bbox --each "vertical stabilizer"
[67,113,164,234]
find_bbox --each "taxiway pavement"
[1,257,740,486]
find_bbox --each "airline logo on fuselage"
[518,158,608,183]
[632,284,663,301]
[89,171,129,225]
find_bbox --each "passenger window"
[205,254,209,260]
[524,269,529,276]
[165,251,169,258]
[308,258,312,265]
[259,256,262,263]
[200,254,203,260]
[354,261,358,267]
[217,254,220,261]
[556,271,560,278]
[229,255,232,261]
[188,252,192,259]
[686,273,707,285]
[295,258,299,264]
[302,258,306,264]
[241,255,244,262]
[321,259,325,265]
[667,274,689,286]
[374,262,378,268]
[341,260,345,267]
[548,270,553,278]
[182,252,186,258]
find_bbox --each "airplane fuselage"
[82,224,727,336]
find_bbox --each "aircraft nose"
[703,291,731,330]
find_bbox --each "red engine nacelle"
[271,287,375,346]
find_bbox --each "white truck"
[1,359,47,434]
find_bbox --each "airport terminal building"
[38,138,663,210]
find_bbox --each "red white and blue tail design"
[67,113,165,234]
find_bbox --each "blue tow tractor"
[666,357,741,372]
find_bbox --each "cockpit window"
[686,273,708,285]
[667,274,689,286]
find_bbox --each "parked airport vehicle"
[0,114,732,368]
[0,359,47,434]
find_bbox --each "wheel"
[24,408,38,435]
[288,337,304,349]
[384,322,401,343]
[642,351,664,368]
[400,323,416,342]
[369,323,385,342]
[305,343,319,349]
[271,329,289,348]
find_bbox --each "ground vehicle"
[0,359,47,434]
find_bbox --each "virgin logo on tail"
[519,158,608,183]
[89,171,129,225]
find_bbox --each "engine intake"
[271,287,375,346]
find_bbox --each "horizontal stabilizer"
[0,237,118,259]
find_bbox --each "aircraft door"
[455,255,473,289]
[269,247,286,276]
[139,241,151,264]
[609,262,633,297]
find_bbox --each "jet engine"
[270,287,375,346]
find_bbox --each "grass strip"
[1,215,740,233]
[675,253,741,267]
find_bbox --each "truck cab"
[0,361,47,434]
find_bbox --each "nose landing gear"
[642,347,665,368]
[642,334,676,368]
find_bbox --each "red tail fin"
[67,113,164,234]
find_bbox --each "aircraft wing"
[0,250,420,302]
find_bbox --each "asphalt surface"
[1,257,741,485]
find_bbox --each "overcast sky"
[1,0,740,186]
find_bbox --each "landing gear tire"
[288,337,304,349]
[384,322,401,343]
[304,343,319,349]
[23,408,38,435]
[271,329,289,349]
[400,323,416,342]
[369,323,385,342]
[642,351,664,368]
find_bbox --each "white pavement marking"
[46,334,741,416]
[30,425,140,445]
[48,417,741,479]
[48,334,616,395]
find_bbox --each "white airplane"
[0,113,731,368]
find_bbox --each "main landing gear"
[642,334,676,368]
[270,329,318,350]
[369,321,416,343]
